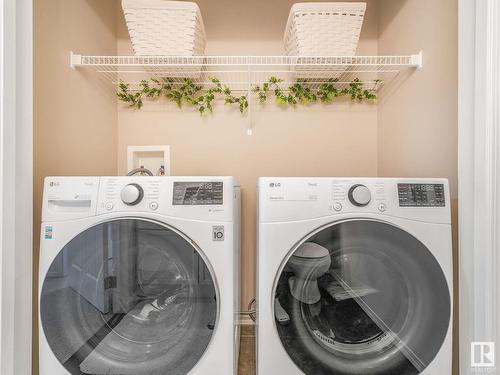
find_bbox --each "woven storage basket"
[122,0,206,56]
[284,2,366,78]
[284,2,366,56]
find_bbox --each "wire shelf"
[70,52,422,92]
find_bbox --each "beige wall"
[117,110,378,312]
[377,0,459,373]
[116,0,380,315]
[33,0,119,373]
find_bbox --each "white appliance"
[257,177,452,375]
[39,176,240,375]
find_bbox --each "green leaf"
[116,75,377,114]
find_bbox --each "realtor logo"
[471,342,495,368]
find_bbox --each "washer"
[257,177,452,375]
[39,176,240,375]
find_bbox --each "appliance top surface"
[42,176,239,223]
[258,177,451,224]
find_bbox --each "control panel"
[258,177,450,224]
[173,181,224,205]
[398,183,446,207]
[42,176,238,223]
[100,178,161,213]
[332,180,387,213]
[98,178,228,214]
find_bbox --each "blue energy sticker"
[45,226,53,239]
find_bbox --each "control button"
[120,183,144,206]
[149,201,159,210]
[348,184,372,207]
[378,203,387,212]
[333,202,343,212]
[105,202,114,211]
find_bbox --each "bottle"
[158,165,166,176]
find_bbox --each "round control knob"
[121,183,144,206]
[348,184,372,207]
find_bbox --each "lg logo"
[269,182,281,188]
[471,342,495,369]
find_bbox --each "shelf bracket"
[411,51,424,70]
[70,51,82,70]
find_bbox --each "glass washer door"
[273,219,450,375]
[41,219,218,375]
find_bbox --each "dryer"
[39,176,240,375]
[257,177,452,375]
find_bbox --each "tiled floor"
[238,325,256,375]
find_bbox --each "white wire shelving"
[70,52,422,134]
[70,52,422,93]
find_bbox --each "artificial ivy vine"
[117,77,248,115]
[117,76,380,115]
[253,77,380,105]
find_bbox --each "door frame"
[459,0,500,373]
[0,0,33,374]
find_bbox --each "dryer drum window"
[40,219,218,375]
[274,219,451,375]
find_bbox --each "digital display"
[398,184,445,207]
[173,182,224,205]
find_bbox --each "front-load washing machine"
[257,177,452,375]
[39,176,240,375]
